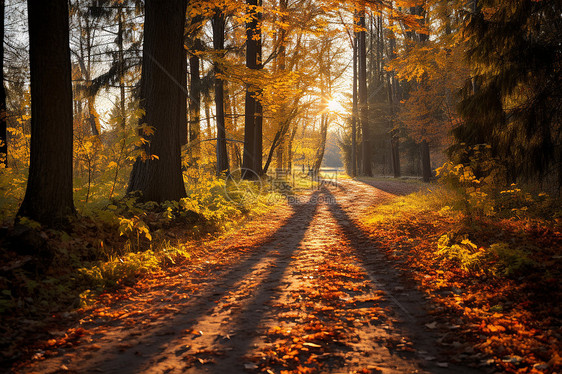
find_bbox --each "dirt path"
[15,180,482,374]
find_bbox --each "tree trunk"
[351,22,358,177]
[275,137,284,170]
[287,124,297,171]
[274,0,287,172]
[205,101,212,138]
[243,92,257,177]
[179,36,188,145]
[0,0,6,167]
[117,6,126,128]
[213,11,229,175]
[358,9,372,176]
[234,143,242,170]
[87,98,100,136]
[263,116,292,175]
[421,140,431,182]
[242,0,262,178]
[188,43,201,161]
[418,5,431,183]
[127,0,187,202]
[313,114,329,173]
[17,0,75,227]
[388,22,400,178]
[74,7,100,137]
[391,134,400,178]
[187,13,204,159]
[254,97,263,175]
[177,4,189,147]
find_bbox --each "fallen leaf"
[303,342,321,348]
[425,322,437,329]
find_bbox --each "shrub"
[436,233,488,273]
[490,242,537,277]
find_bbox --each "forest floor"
[7,179,560,374]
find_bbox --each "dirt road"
[16,179,481,374]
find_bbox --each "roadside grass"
[0,174,282,314]
[0,171,289,366]
[359,184,562,373]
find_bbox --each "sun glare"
[327,99,345,114]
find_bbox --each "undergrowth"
[0,173,280,317]
[0,103,290,323]
[1,131,282,320]
[360,158,562,373]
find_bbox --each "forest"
[0,0,561,373]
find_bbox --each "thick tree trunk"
[0,0,6,167]
[358,10,372,176]
[242,0,262,178]
[421,140,432,182]
[213,11,229,175]
[243,90,257,177]
[17,0,75,227]
[127,0,187,202]
[177,5,189,147]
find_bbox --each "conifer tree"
[456,0,562,184]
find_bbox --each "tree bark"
[213,11,229,175]
[127,0,187,202]
[313,114,329,174]
[387,11,400,178]
[177,3,189,146]
[421,140,432,182]
[0,0,6,167]
[117,6,126,128]
[263,115,292,175]
[275,137,284,170]
[242,0,263,178]
[188,41,201,161]
[179,36,188,145]
[351,19,358,177]
[358,9,372,176]
[274,0,287,171]
[391,133,400,177]
[17,0,75,227]
[418,6,431,182]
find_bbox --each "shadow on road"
[79,192,321,374]
[323,185,480,374]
